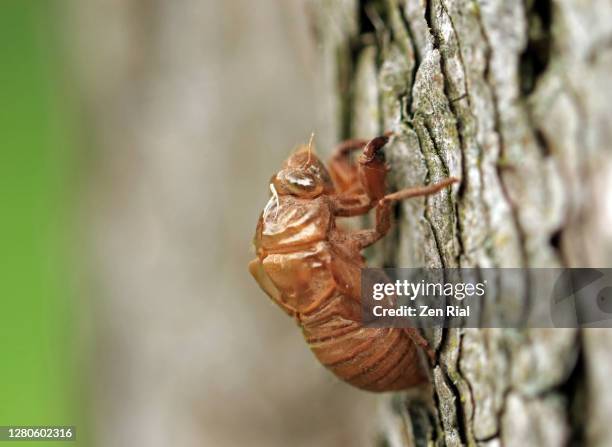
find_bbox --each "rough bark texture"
[313,0,612,445]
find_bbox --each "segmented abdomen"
[299,291,426,392]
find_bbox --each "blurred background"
[0,1,381,446]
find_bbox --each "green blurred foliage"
[0,1,84,445]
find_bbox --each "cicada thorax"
[256,194,336,311]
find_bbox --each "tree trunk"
[312,0,612,445]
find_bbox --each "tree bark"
[312,0,612,445]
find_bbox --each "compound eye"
[281,170,323,197]
[287,172,315,189]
